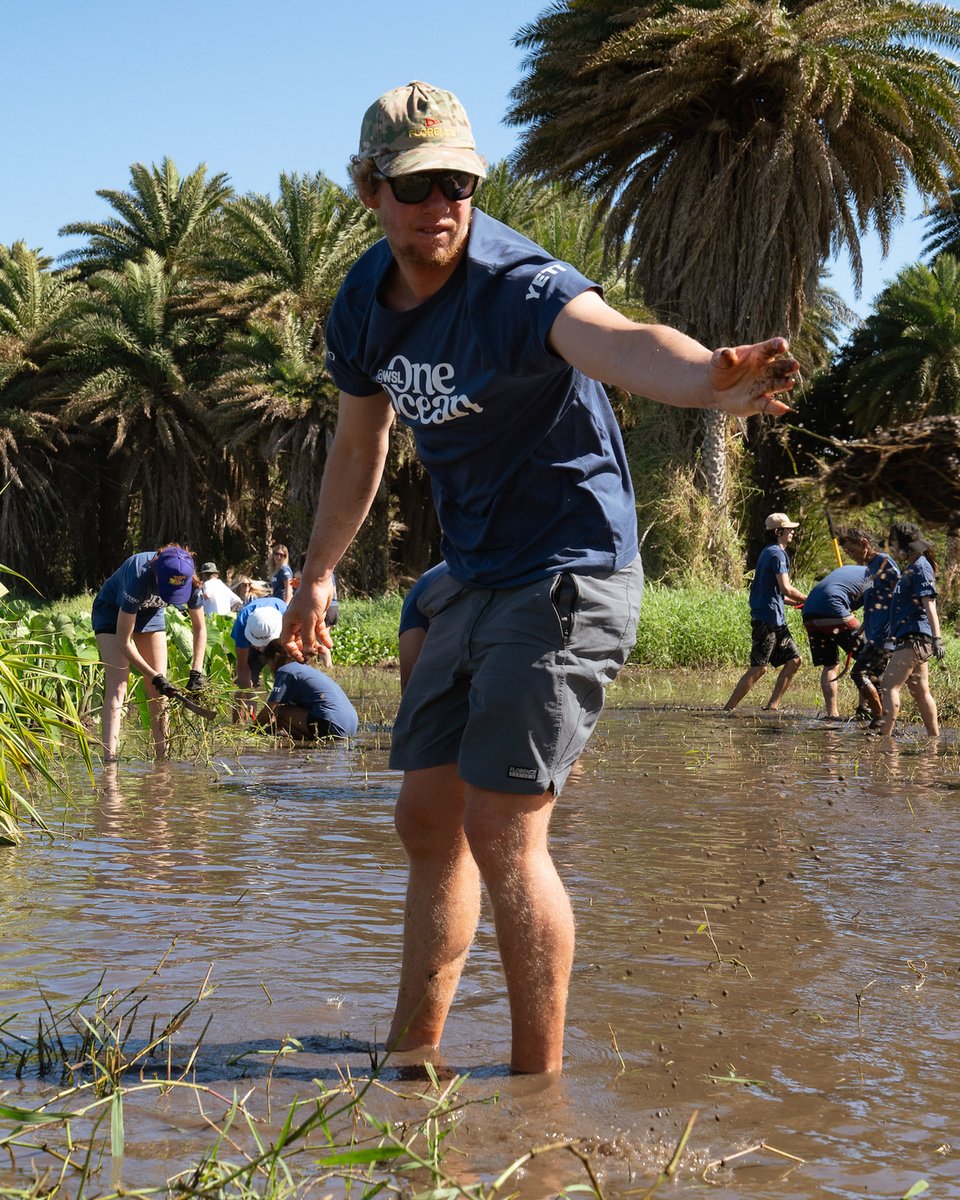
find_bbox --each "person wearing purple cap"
[92,545,207,761]
[283,81,798,1074]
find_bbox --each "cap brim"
[159,583,193,605]
[376,146,486,178]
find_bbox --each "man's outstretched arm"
[548,290,798,417]
[282,390,394,659]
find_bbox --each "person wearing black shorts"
[725,513,807,711]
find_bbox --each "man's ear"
[360,185,381,211]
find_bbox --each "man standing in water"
[283,80,797,1073]
[724,513,807,712]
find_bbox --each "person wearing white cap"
[230,597,287,689]
[284,81,799,1075]
[724,513,807,712]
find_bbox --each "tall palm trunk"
[700,410,728,508]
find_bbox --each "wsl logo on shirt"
[376,354,483,426]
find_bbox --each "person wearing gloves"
[91,544,206,762]
[879,525,945,740]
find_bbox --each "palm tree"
[508,0,960,529]
[210,310,340,561]
[202,173,381,577]
[59,158,232,275]
[0,243,82,589]
[203,172,375,323]
[923,179,960,261]
[51,251,225,568]
[845,255,960,432]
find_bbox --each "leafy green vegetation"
[0,580,94,845]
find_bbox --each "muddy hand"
[710,337,799,417]
[282,582,334,663]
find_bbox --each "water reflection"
[2,675,959,1197]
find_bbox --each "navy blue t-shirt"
[749,543,791,624]
[267,663,358,737]
[399,562,450,635]
[861,552,900,645]
[92,551,203,635]
[325,210,638,588]
[802,566,868,621]
[889,556,937,639]
[271,564,293,598]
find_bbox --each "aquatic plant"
[0,970,612,1200]
[0,575,94,844]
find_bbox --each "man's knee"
[462,788,553,875]
[394,767,464,857]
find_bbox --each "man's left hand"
[710,337,799,418]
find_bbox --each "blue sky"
[3,0,931,322]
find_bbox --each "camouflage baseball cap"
[358,81,486,179]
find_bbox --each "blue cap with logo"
[154,546,195,605]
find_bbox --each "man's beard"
[394,219,470,271]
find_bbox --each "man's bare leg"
[820,662,842,717]
[464,786,573,1074]
[764,656,800,710]
[724,664,766,710]
[389,765,481,1053]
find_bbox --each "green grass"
[632,582,771,667]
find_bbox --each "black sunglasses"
[378,170,479,205]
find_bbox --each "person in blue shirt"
[801,558,868,720]
[231,596,289,689]
[843,526,900,725]
[282,81,798,1075]
[254,641,358,740]
[91,545,206,761]
[270,544,295,604]
[879,524,945,739]
[724,513,807,712]
[398,561,449,692]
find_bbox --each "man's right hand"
[282,576,335,662]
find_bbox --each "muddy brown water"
[2,668,959,1197]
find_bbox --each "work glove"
[151,673,178,698]
[932,637,946,661]
[187,669,206,691]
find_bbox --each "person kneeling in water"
[254,641,358,740]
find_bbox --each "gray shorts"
[389,556,643,796]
